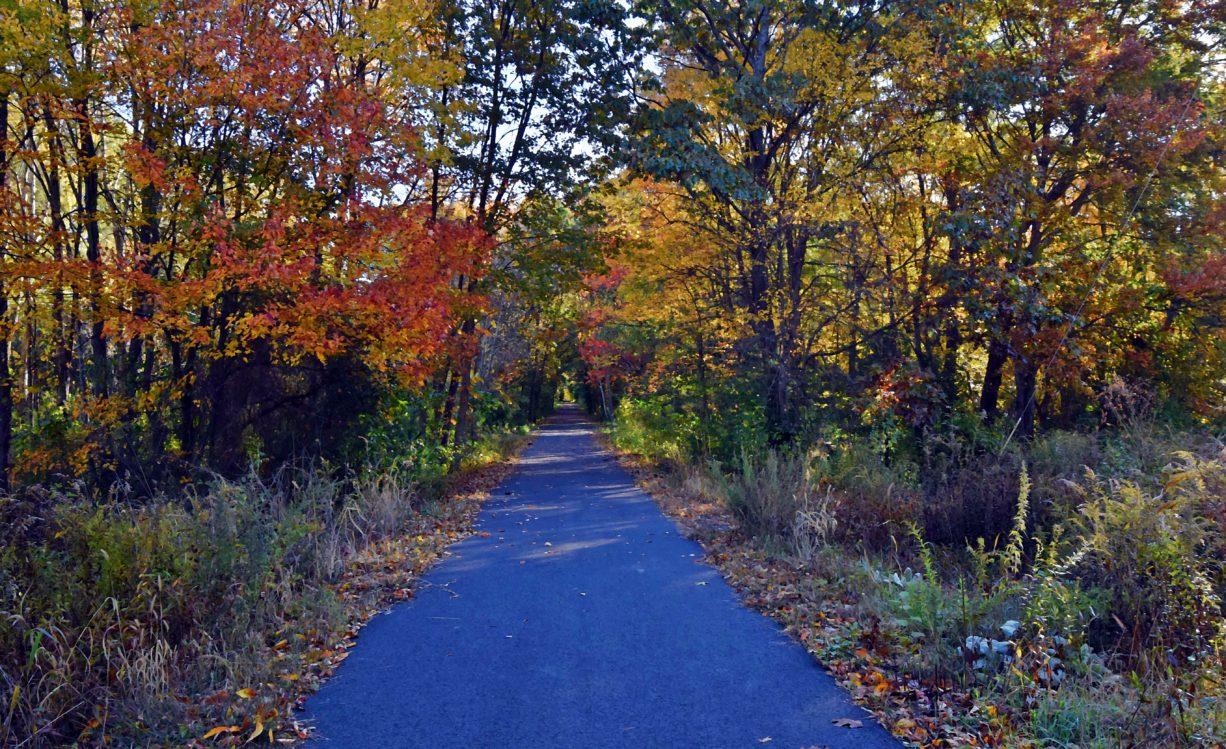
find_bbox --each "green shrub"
[610,396,699,462]
[882,526,961,659]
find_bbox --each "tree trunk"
[127,178,160,396]
[526,361,541,422]
[939,181,964,409]
[0,92,14,491]
[78,96,108,397]
[447,279,484,446]
[695,328,710,454]
[43,106,71,403]
[765,358,790,445]
[453,352,476,446]
[439,366,459,446]
[1011,356,1037,440]
[980,338,1008,420]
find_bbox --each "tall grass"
[0,423,529,747]
[615,407,1226,745]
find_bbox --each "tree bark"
[1011,356,1037,440]
[980,338,1008,420]
[939,181,964,408]
[0,91,14,491]
[439,365,460,447]
[42,105,71,403]
[78,95,108,397]
[453,349,476,445]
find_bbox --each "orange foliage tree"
[0,0,489,488]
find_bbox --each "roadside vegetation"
[0,428,530,747]
[574,1,1226,746]
[0,0,625,744]
[1,0,1223,745]
[609,413,1226,747]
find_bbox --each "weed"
[717,449,817,540]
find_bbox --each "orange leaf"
[203,725,239,739]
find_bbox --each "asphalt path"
[301,405,900,748]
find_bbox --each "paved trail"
[302,406,899,748]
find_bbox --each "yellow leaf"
[246,720,264,743]
[236,688,257,699]
[203,725,239,739]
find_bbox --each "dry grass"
[0,431,532,748]
[605,425,1226,748]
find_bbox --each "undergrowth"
[0,428,529,747]
[609,411,1226,747]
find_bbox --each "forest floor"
[297,405,898,748]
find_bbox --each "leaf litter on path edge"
[599,436,1017,749]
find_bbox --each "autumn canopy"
[1,0,1225,744]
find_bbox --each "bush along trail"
[0,430,531,748]
[605,431,1226,749]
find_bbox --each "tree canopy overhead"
[2,0,1226,746]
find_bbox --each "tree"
[631,0,935,442]
[944,0,1212,437]
[0,0,489,487]
[422,0,647,445]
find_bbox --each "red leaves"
[89,0,493,386]
[578,337,631,388]
[1165,253,1226,306]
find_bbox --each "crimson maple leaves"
[109,0,489,382]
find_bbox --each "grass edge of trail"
[276,429,537,745]
[0,428,537,749]
[594,431,1024,749]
